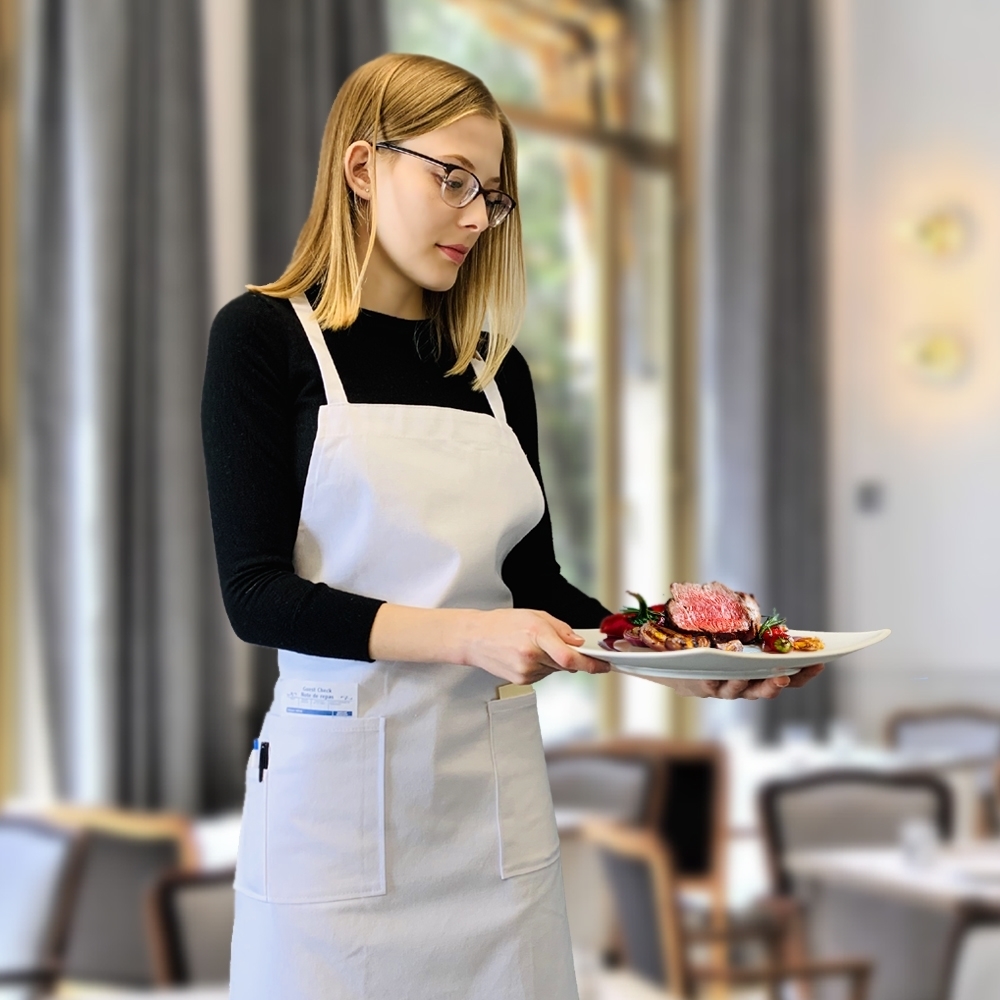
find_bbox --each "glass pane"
[387,0,540,106]
[620,167,676,735]
[516,133,602,744]
[388,4,603,743]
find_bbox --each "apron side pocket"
[488,692,561,879]
[266,714,386,904]
[234,747,268,900]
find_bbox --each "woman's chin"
[418,271,460,293]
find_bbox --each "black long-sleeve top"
[200,289,610,662]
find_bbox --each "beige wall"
[825,0,1000,738]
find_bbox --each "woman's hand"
[664,663,825,700]
[458,609,612,685]
[368,604,611,683]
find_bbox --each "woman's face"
[344,114,505,296]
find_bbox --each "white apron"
[229,295,579,1000]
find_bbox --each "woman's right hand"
[368,603,611,683]
[457,608,612,685]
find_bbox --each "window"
[389,0,692,741]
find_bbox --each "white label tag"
[281,682,358,718]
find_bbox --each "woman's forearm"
[368,603,480,664]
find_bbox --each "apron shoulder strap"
[290,294,349,406]
[471,357,508,426]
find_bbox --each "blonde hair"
[248,52,524,388]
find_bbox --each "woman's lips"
[436,244,468,264]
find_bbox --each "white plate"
[579,628,891,681]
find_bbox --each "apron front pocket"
[264,714,386,904]
[488,692,561,878]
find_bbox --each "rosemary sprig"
[621,591,663,627]
[756,610,787,640]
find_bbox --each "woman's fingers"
[786,663,825,688]
[534,627,611,674]
[740,675,792,700]
[536,611,586,646]
[715,678,753,700]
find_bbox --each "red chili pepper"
[600,613,633,638]
[762,628,792,654]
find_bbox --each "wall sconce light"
[908,205,973,259]
[901,327,971,383]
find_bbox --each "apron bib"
[228,295,579,1000]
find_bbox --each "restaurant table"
[786,841,1000,1000]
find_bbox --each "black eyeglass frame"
[374,141,516,227]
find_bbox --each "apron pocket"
[265,714,386,903]
[488,692,561,878]
[234,746,267,899]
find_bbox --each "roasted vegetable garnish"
[791,636,824,652]
[715,639,744,653]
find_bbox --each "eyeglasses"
[374,141,516,228]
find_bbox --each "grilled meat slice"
[666,581,760,643]
[637,621,711,651]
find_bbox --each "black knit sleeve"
[496,348,612,627]
[201,293,384,660]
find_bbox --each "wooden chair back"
[886,706,1000,760]
[0,815,87,992]
[759,769,953,894]
[548,738,727,902]
[581,820,688,996]
[146,868,235,985]
[583,818,873,1000]
[940,907,1000,1000]
[41,805,197,987]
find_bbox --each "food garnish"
[599,584,824,655]
[791,636,825,652]
[758,612,793,654]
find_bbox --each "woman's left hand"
[664,663,825,700]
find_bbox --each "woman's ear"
[344,141,373,201]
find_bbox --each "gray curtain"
[19,0,390,807]
[244,0,387,739]
[701,0,830,739]
[251,0,387,283]
[19,0,240,810]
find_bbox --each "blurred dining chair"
[546,748,656,825]
[888,708,1000,836]
[759,769,953,895]
[41,804,198,989]
[582,819,872,1000]
[548,738,728,919]
[0,816,87,1000]
[941,908,1000,1000]
[993,761,1000,833]
[886,706,1000,760]
[146,868,235,985]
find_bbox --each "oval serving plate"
[577,628,891,682]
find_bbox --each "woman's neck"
[356,233,427,320]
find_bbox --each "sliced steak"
[666,581,760,643]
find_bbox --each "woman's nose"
[459,192,490,231]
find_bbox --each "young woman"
[202,52,821,1000]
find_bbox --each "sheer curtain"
[18,0,386,809]
[699,0,830,739]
